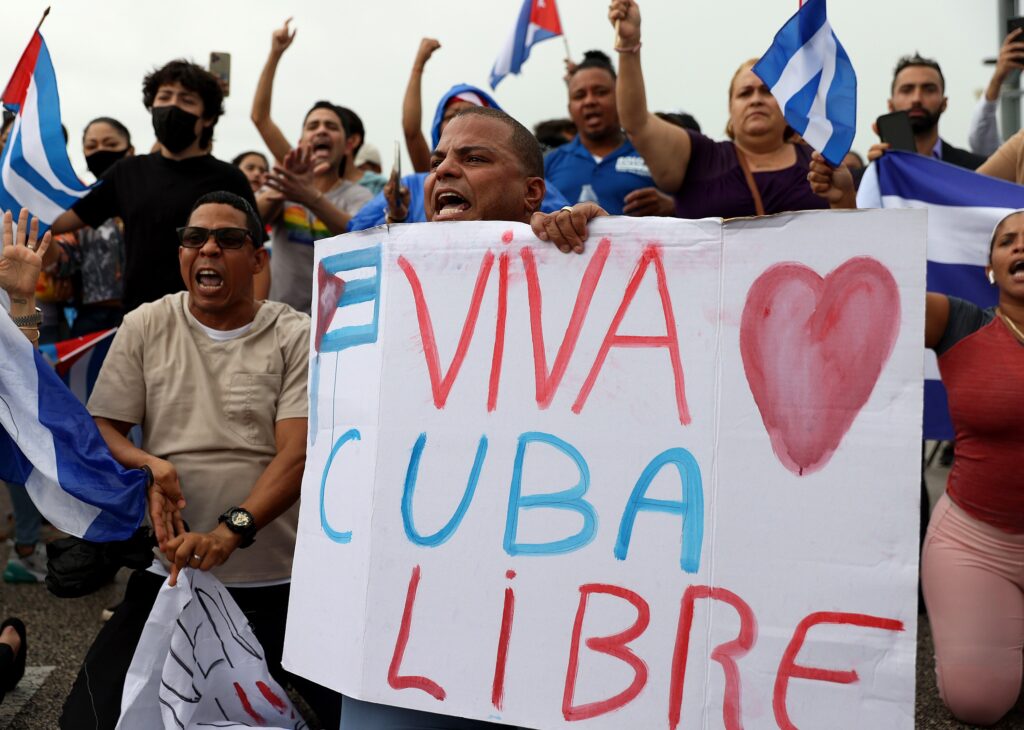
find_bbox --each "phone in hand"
[876,111,916,153]
[1008,18,1024,64]
[209,52,231,97]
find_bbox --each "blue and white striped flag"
[490,0,564,90]
[0,312,146,541]
[857,151,1023,440]
[753,0,857,167]
[0,30,93,230]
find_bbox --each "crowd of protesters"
[2,1,1024,727]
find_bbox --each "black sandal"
[0,617,26,693]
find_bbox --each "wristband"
[614,41,642,54]
[141,464,154,487]
[10,307,42,328]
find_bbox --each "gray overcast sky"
[0,1,1008,180]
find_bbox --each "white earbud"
[988,270,996,285]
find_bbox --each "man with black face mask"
[875,53,986,171]
[49,60,257,314]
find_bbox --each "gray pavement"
[1,449,1022,729]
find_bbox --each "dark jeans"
[60,570,341,729]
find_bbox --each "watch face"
[230,511,253,529]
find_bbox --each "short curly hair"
[142,60,224,149]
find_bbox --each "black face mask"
[152,105,199,154]
[85,148,128,178]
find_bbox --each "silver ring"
[560,205,574,213]
[191,553,202,563]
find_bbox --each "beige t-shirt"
[88,292,310,583]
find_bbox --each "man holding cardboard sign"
[334,105,605,729]
[289,104,925,729]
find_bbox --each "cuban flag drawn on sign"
[0,313,146,542]
[857,151,1024,440]
[0,30,93,230]
[753,0,857,167]
[490,0,564,90]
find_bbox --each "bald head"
[425,110,546,224]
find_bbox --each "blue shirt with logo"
[543,135,654,215]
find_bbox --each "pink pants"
[922,493,1024,725]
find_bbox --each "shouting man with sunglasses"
[60,191,341,729]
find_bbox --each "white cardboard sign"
[285,211,925,729]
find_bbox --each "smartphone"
[209,52,231,97]
[876,111,916,153]
[1008,18,1024,64]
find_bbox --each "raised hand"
[807,151,856,208]
[414,38,441,72]
[608,0,642,46]
[0,209,51,301]
[264,145,322,207]
[384,167,410,223]
[271,17,296,56]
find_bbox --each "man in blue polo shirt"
[545,50,675,217]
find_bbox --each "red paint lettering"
[562,583,650,721]
[574,245,690,424]
[773,611,904,730]
[388,565,446,701]
[491,572,517,709]
[669,586,757,730]
[256,680,288,712]
[233,682,264,724]
[488,252,509,412]
[522,238,611,409]
[399,252,495,409]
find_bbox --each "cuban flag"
[0,30,93,230]
[753,0,857,167]
[490,0,563,90]
[857,151,1024,439]
[0,313,146,541]
[39,328,117,405]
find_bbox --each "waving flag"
[857,151,1024,439]
[39,327,118,405]
[0,29,93,230]
[0,313,146,541]
[753,0,857,167]
[490,0,564,89]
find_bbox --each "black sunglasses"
[176,226,252,249]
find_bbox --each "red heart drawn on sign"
[315,262,346,352]
[739,257,901,476]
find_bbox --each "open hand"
[265,145,325,207]
[0,209,51,301]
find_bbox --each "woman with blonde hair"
[608,0,854,217]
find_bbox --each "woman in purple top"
[608,0,855,219]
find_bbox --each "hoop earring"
[988,270,996,285]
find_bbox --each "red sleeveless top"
[938,316,1024,533]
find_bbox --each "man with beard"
[882,53,985,170]
[49,61,256,313]
[543,50,674,216]
[251,18,373,313]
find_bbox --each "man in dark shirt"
[50,60,256,313]
[880,53,986,170]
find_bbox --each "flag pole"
[35,6,51,33]
[562,35,572,64]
